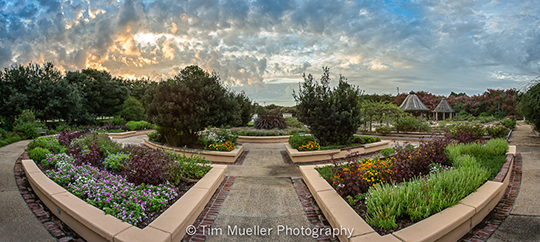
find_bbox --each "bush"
[500,118,516,129]
[375,125,393,136]
[28,147,51,162]
[120,97,145,121]
[289,134,316,150]
[147,131,164,143]
[111,116,125,125]
[13,122,39,139]
[285,117,304,128]
[125,121,154,131]
[0,128,7,139]
[103,153,130,171]
[27,136,65,154]
[0,136,24,147]
[57,130,83,147]
[124,147,169,185]
[294,67,363,146]
[66,136,102,166]
[394,116,422,133]
[486,125,509,138]
[380,148,395,157]
[445,123,485,144]
[255,115,287,130]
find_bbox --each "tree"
[147,65,247,146]
[120,97,145,121]
[519,79,540,130]
[293,67,363,146]
[234,91,254,126]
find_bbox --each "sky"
[1,0,539,106]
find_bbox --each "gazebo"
[399,91,430,117]
[432,98,455,120]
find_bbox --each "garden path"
[488,121,540,242]
[0,140,56,242]
[205,143,315,241]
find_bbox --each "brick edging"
[459,153,522,242]
[13,152,84,242]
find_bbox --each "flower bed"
[306,136,512,241]
[144,139,244,163]
[285,140,390,163]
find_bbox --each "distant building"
[282,113,293,118]
[399,91,430,117]
[432,98,455,120]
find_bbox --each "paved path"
[206,143,314,241]
[488,122,540,241]
[0,140,55,242]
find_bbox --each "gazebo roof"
[399,91,430,111]
[432,98,455,113]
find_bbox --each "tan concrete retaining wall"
[285,141,390,163]
[300,145,516,242]
[107,129,155,139]
[236,135,290,143]
[22,160,226,242]
[144,139,243,163]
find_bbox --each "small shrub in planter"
[104,153,131,171]
[445,123,485,144]
[394,116,421,133]
[285,117,304,128]
[28,147,51,162]
[500,118,516,129]
[255,115,287,130]
[147,131,164,143]
[289,134,316,150]
[380,148,395,157]
[27,136,66,154]
[486,125,509,138]
[375,125,393,136]
[124,147,169,186]
[111,116,125,125]
[125,121,155,131]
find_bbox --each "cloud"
[0,0,539,106]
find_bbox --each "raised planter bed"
[144,139,243,163]
[22,159,227,242]
[299,145,517,242]
[107,129,155,139]
[236,135,290,143]
[285,141,390,163]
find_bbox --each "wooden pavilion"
[399,91,430,117]
[432,97,455,120]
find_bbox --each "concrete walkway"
[0,140,55,242]
[206,143,314,241]
[488,122,540,241]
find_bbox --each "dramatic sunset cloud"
[1,0,539,105]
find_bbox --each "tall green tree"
[293,67,363,146]
[519,79,540,130]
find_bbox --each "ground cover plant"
[317,136,508,232]
[28,130,211,227]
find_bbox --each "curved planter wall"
[144,139,243,163]
[300,145,516,242]
[107,129,155,139]
[22,160,226,242]
[236,135,290,143]
[285,141,390,163]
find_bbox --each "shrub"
[0,136,24,147]
[120,97,145,121]
[57,130,83,147]
[255,115,287,130]
[394,116,421,133]
[28,147,51,162]
[0,128,7,139]
[27,136,66,154]
[166,152,212,185]
[14,122,39,139]
[147,131,164,143]
[289,134,316,150]
[445,123,485,144]
[124,147,169,185]
[486,125,509,138]
[375,125,393,136]
[125,121,154,131]
[111,116,125,125]
[380,148,395,157]
[298,141,321,151]
[103,153,131,171]
[500,118,517,129]
[294,67,363,146]
[285,117,304,128]
[66,136,102,166]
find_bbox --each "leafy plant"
[111,116,125,125]
[255,115,287,130]
[486,125,509,138]
[103,153,131,171]
[293,67,363,146]
[120,97,145,121]
[14,122,39,139]
[125,121,155,131]
[499,118,517,129]
[289,134,316,150]
[375,125,393,136]
[380,148,395,157]
[147,131,164,142]
[27,136,66,154]
[394,116,422,133]
[124,147,169,185]
[285,117,304,128]
[28,147,52,162]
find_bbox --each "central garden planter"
[144,139,243,163]
[285,141,390,163]
[107,129,155,139]
[22,159,227,242]
[299,146,516,242]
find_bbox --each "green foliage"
[200,129,238,147]
[285,117,304,128]
[375,125,393,136]
[351,135,381,144]
[147,131,164,142]
[293,67,363,146]
[103,153,131,171]
[14,122,39,139]
[446,138,508,179]
[27,136,65,154]
[486,125,509,138]
[166,152,212,185]
[499,118,517,129]
[146,65,251,146]
[255,115,287,129]
[380,148,395,157]
[289,134,316,150]
[120,97,145,121]
[0,136,24,147]
[0,128,7,139]
[125,120,154,131]
[28,147,52,162]
[394,116,424,133]
[111,116,125,125]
